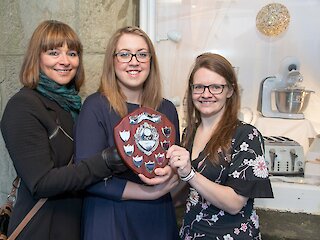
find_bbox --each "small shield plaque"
[114,107,176,178]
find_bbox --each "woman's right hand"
[139,165,174,185]
[122,173,179,200]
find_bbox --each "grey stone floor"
[175,206,320,240]
[256,209,320,240]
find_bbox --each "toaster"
[263,136,305,175]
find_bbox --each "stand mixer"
[257,56,314,119]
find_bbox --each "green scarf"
[36,72,82,121]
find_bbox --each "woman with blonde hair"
[74,26,180,239]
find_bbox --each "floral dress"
[180,122,273,240]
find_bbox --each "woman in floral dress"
[167,53,273,239]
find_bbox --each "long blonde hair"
[20,20,84,90]
[98,26,163,117]
[182,53,240,165]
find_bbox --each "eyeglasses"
[191,84,227,95]
[114,51,151,63]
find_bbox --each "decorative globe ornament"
[256,3,290,37]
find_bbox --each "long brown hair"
[182,53,240,164]
[20,20,84,90]
[98,26,163,117]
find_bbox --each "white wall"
[142,0,320,141]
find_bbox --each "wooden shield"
[114,107,176,178]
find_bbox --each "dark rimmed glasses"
[114,51,151,63]
[191,84,227,95]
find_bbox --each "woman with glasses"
[167,53,273,239]
[74,26,180,240]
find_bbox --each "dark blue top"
[74,92,180,240]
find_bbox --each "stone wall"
[0,0,138,204]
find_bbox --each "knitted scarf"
[36,72,82,121]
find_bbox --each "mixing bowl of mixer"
[274,88,314,114]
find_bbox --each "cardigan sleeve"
[1,89,113,199]
[74,93,128,200]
